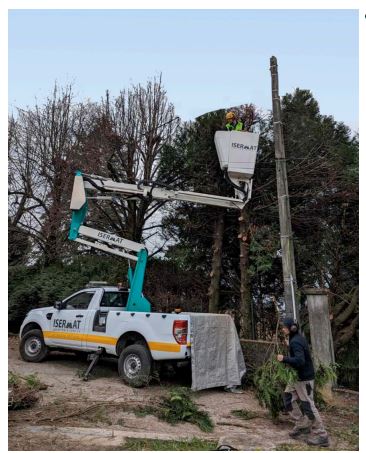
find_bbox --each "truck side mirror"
[54,300,63,310]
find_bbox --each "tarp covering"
[189,313,246,391]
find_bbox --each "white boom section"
[79,174,245,210]
[75,225,144,261]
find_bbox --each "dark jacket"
[283,332,315,381]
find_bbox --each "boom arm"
[68,130,260,312]
[70,173,246,211]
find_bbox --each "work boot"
[289,426,311,438]
[306,435,330,447]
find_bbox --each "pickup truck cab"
[19,286,191,387]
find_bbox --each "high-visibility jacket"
[225,121,243,131]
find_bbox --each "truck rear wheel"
[19,329,48,363]
[118,344,152,387]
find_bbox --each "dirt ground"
[8,336,359,451]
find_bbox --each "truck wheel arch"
[21,322,42,337]
[116,331,149,356]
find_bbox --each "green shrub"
[314,363,338,407]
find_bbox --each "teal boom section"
[68,201,88,240]
[69,170,88,241]
[127,266,134,287]
[126,248,151,312]
[68,170,150,312]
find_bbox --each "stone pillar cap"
[302,287,329,296]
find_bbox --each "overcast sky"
[8,9,358,131]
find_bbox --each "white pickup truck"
[19,285,191,387]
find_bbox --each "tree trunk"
[208,212,224,313]
[239,208,253,338]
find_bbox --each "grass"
[120,437,217,451]
[82,404,112,425]
[131,405,157,417]
[328,423,359,449]
[275,443,329,451]
[24,373,44,390]
[231,409,261,420]
[8,371,20,386]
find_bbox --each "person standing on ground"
[276,317,330,447]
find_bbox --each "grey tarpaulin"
[189,313,246,391]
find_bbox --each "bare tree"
[8,84,100,265]
[93,76,180,246]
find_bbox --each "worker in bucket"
[225,111,243,131]
[277,317,330,447]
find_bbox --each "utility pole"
[269,56,299,321]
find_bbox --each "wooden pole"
[269,56,299,320]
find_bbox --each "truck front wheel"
[118,344,152,387]
[19,329,48,363]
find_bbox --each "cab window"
[100,292,128,308]
[65,292,95,310]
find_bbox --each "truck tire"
[118,344,152,387]
[19,329,48,363]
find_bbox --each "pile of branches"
[159,387,214,432]
[253,358,297,418]
[8,371,47,410]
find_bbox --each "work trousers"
[283,380,327,436]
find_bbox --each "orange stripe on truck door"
[43,331,85,342]
[43,331,117,345]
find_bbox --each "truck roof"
[86,286,129,292]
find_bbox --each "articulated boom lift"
[68,130,260,312]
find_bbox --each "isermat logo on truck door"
[53,319,82,329]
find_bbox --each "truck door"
[84,290,129,352]
[48,290,96,349]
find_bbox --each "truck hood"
[26,306,53,315]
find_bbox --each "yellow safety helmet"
[226,111,236,121]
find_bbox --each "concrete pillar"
[303,288,335,400]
